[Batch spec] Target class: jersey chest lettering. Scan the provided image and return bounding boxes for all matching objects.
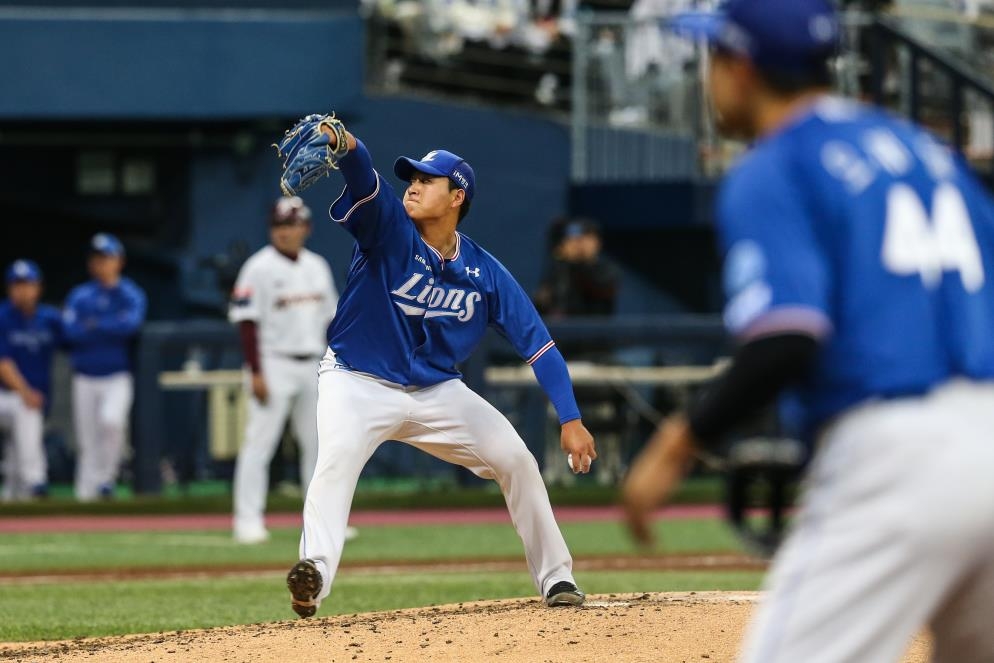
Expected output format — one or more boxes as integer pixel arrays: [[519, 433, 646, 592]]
[[390, 273, 481, 321], [8, 328, 52, 352], [268, 266, 326, 311]]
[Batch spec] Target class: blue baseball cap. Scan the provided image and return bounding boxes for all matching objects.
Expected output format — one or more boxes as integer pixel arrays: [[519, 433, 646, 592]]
[[6, 259, 41, 284], [670, 0, 840, 73], [394, 150, 476, 203], [90, 232, 125, 257]]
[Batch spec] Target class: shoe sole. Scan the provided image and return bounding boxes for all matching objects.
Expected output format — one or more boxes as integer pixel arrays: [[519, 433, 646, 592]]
[[546, 590, 585, 607], [287, 559, 322, 618]]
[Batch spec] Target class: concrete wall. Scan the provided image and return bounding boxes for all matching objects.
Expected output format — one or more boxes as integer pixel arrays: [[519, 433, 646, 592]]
[[0, 8, 362, 119]]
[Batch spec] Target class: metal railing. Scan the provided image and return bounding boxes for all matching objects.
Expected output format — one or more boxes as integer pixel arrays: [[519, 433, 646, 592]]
[[571, 7, 994, 183], [363, 4, 994, 184], [131, 316, 726, 493], [866, 14, 994, 186], [570, 11, 709, 183]]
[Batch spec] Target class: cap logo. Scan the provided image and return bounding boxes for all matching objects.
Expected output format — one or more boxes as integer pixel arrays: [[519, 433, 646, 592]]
[[810, 14, 837, 44], [422, 151, 439, 162], [451, 168, 469, 190], [718, 21, 753, 55], [13, 261, 29, 277]]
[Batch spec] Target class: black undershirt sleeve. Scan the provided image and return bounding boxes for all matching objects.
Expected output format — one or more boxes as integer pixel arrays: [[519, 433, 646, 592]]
[[687, 333, 820, 448]]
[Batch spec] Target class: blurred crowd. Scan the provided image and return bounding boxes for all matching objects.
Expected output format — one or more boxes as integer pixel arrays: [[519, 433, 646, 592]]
[[366, 0, 994, 135], [365, 0, 716, 122]]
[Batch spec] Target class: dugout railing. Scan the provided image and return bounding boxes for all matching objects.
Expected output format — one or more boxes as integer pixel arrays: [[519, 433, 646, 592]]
[[134, 315, 726, 494]]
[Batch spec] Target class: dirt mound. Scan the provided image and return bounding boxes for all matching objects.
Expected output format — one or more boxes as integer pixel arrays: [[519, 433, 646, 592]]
[[0, 592, 929, 663]]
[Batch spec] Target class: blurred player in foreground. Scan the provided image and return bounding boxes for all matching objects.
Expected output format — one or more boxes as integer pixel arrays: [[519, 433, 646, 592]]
[[0, 261, 62, 500], [64, 234, 147, 501], [622, 1, 994, 661], [228, 196, 341, 544], [274, 115, 596, 617]]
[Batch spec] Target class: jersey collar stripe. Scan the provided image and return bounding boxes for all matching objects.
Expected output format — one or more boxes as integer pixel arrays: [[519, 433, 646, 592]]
[[526, 340, 556, 365], [329, 170, 382, 224], [450, 233, 462, 261], [737, 306, 833, 343], [423, 233, 462, 264], [425, 242, 444, 262]]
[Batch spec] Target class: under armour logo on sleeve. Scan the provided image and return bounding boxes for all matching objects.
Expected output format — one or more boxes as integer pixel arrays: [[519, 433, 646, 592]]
[[466, 267, 480, 277]]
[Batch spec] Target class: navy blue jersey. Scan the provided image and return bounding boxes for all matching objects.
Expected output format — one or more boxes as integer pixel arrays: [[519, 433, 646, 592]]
[[327, 173, 555, 387], [0, 302, 63, 398], [718, 97, 994, 433], [63, 277, 147, 377]]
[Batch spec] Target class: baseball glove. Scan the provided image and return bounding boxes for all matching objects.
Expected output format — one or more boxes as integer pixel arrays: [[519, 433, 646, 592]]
[[274, 113, 349, 196]]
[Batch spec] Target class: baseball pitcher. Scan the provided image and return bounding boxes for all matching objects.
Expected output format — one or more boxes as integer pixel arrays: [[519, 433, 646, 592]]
[[228, 196, 339, 544], [623, 1, 994, 662], [0, 260, 62, 500], [274, 116, 597, 617], [64, 233, 147, 501]]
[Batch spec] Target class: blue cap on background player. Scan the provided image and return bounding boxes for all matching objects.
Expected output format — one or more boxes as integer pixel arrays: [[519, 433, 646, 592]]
[[394, 150, 476, 203], [670, 0, 839, 73], [6, 259, 41, 284], [90, 232, 125, 257]]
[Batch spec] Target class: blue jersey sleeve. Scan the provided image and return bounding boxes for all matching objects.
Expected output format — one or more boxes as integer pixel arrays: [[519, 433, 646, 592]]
[[487, 263, 555, 363], [328, 138, 408, 252], [42, 306, 66, 351], [62, 287, 98, 343], [0, 314, 10, 360], [487, 261, 581, 423], [718, 153, 833, 342], [96, 281, 147, 338]]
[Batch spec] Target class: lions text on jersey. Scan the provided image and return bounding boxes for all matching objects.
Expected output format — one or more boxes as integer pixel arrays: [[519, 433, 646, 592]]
[[327, 173, 557, 386]]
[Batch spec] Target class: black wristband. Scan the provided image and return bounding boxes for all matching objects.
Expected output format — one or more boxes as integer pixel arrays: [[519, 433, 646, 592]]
[[687, 333, 819, 447]]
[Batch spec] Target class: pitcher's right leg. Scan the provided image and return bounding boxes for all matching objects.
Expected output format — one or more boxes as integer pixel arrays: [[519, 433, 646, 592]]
[[292, 362, 404, 616]]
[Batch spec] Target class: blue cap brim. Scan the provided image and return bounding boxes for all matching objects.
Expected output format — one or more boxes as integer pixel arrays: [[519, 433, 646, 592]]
[[394, 157, 449, 183], [667, 11, 726, 43]]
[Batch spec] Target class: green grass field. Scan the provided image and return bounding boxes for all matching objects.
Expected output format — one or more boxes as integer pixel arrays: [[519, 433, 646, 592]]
[[0, 516, 762, 642], [0, 519, 741, 572]]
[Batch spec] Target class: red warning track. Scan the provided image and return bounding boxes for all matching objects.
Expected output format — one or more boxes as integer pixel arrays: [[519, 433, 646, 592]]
[[0, 505, 727, 534]]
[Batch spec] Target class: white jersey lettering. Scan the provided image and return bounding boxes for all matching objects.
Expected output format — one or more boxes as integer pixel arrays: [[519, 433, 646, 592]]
[[390, 272, 481, 322]]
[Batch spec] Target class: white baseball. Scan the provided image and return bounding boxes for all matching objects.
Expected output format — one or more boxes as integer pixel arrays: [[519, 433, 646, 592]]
[[568, 453, 575, 471]]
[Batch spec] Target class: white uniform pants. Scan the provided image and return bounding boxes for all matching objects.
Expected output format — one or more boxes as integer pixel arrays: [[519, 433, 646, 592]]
[[233, 354, 320, 538], [73, 372, 133, 501], [300, 350, 576, 604], [740, 380, 994, 663], [0, 390, 45, 500]]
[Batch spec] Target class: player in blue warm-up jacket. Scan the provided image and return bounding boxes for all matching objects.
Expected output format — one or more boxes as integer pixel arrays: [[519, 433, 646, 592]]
[[63, 233, 147, 501]]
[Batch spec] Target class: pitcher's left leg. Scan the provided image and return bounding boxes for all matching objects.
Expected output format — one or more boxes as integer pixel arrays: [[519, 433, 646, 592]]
[[404, 379, 576, 599]]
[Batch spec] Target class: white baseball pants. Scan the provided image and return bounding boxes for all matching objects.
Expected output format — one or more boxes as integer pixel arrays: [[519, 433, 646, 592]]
[[0, 390, 45, 500], [300, 349, 576, 604], [740, 379, 994, 663], [73, 372, 133, 501], [233, 353, 320, 539]]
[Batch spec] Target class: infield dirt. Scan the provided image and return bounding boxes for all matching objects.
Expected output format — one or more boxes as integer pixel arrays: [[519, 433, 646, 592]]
[[0, 591, 929, 663]]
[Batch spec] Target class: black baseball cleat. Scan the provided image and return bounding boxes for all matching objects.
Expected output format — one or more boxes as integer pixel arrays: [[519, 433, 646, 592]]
[[545, 580, 585, 607], [287, 559, 323, 618]]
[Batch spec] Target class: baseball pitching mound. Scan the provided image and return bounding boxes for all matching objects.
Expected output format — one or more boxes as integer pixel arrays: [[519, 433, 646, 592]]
[[0, 592, 929, 663]]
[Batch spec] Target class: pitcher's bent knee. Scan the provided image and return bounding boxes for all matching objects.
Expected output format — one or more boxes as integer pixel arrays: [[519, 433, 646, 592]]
[[494, 445, 541, 482]]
